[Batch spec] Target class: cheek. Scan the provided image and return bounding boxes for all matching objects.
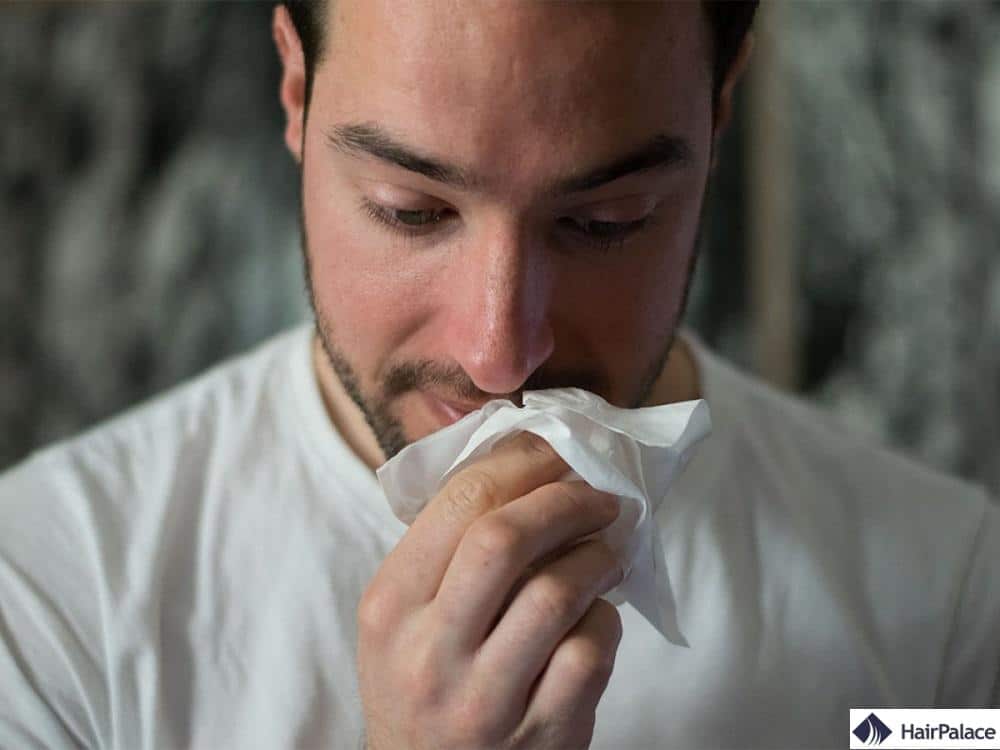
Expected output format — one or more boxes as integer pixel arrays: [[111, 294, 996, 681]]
[[558, 204, 700, 362], [563, 257, 687, 353], [302, 165, 434, 357]]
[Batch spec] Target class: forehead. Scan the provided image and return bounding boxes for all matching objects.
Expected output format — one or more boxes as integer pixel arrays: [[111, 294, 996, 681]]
[[312, 1, 713, 193]]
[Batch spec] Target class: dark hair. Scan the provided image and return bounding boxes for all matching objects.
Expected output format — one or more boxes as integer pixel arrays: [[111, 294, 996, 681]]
[[283, 0, 758, 112]]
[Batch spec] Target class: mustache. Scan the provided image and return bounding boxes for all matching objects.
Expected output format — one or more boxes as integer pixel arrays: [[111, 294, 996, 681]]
[[381, 360, 609, 405]]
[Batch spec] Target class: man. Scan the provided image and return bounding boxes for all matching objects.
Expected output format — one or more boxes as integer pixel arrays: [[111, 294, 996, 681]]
[[1, 2, 997, 748]]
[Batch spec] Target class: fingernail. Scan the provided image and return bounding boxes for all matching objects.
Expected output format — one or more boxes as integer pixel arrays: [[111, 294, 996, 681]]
[[617, 559, 631, 586]]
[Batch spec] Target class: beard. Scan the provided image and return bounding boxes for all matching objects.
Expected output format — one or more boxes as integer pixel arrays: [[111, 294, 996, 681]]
[[299, 183, 707, 463]]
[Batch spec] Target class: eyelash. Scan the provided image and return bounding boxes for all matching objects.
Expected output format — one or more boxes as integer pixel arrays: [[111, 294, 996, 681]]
[[360, 197, 652, 253], [361, 198, 451, 235], [557, 216, 650, 253]]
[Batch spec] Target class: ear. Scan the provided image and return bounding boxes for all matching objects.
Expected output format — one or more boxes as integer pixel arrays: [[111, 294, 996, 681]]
[[273, 5, 307, 164], [710, 31, 754, 170]]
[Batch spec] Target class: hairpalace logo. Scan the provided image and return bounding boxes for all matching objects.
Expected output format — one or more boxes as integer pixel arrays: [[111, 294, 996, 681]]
[[850, 708, 1000, 748], [853, 713, 893, 746]]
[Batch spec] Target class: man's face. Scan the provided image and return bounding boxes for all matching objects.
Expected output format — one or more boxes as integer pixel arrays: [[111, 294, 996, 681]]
[[298, 1, 715, 460]]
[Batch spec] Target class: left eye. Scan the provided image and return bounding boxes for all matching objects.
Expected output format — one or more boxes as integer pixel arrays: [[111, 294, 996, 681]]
[[392, 208, 449, 226], [566, 217, 644, 235], [560, 216, 648, 241]]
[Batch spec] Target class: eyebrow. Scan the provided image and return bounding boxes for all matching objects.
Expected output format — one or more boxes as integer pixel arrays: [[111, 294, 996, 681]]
[[325, 122, 693, 195]]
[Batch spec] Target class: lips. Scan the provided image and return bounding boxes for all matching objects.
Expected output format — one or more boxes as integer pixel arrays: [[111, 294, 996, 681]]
[[424, 393, 481, 426]]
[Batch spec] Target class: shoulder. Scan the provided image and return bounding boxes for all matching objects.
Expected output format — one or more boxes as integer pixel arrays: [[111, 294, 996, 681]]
[[699, 342, 991, 573], [0, 325, 314, 743], [688, 333, 989, 523], [686, 334, 1000, 703], [4, 324, 310, 501], [0, 324, 314, 583]]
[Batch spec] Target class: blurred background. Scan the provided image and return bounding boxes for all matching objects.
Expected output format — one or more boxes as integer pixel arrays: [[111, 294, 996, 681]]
[[1, 1, 998, 498]]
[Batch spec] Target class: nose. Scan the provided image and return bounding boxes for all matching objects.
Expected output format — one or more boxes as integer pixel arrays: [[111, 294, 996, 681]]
[[444, 223, 555, 396]]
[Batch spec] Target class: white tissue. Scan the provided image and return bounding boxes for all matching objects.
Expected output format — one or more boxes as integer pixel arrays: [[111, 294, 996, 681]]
[[375, 387, 711, 646]]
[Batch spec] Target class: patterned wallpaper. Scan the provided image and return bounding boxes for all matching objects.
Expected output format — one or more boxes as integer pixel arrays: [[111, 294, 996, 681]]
[[2, 2, 997, 497]]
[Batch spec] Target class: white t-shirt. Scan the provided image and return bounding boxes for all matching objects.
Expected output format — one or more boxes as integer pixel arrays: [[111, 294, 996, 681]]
[[1, 325, 997, 750]]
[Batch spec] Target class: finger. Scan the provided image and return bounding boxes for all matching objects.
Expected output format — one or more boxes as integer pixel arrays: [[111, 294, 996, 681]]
[[376, 431, 569, 607], [519, 598, 623, 745], [473, 540, 624, 710], [433, 481, 619, 647]]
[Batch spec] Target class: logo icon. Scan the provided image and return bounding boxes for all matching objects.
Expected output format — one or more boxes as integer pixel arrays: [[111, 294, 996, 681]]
[[853, 712, 893, 746]]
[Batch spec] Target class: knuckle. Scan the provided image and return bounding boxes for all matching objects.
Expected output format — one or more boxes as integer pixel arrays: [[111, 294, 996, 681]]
[[524, 576, 585, 624], [560, 636, 617, 686], [550, 482, 616, 524], [356, 587, 401, 639], [401, 642, 447, 708], [451, 690, 507, 746], [518, 430, 555, 460], [443, 468, 501, 519], [551, 481, 590, 514], [465, 516, 523, 563]]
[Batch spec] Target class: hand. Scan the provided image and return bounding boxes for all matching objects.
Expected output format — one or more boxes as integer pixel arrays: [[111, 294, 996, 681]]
[[357, 431, 625, 750]]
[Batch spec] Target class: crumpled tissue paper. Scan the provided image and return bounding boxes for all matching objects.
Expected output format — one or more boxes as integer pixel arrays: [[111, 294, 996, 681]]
[[375, 387, 711, 646]]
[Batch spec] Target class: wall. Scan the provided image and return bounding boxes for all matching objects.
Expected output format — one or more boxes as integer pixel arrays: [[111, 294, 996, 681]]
[[2, 2, 997, 497]]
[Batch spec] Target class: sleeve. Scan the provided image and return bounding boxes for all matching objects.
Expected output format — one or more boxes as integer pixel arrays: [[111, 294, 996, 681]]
[[933, 488, 1000, 707], [0, 453, 109, 750]]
